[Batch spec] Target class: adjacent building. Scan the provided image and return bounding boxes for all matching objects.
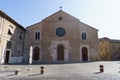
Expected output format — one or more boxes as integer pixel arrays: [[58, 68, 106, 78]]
[[99, 37, 120, 60], [0, 10, 26, 64]]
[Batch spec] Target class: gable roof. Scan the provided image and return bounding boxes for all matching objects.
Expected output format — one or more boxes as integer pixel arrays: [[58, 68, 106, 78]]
[[28, 10, 98, 31], [28, 10, 80, 27], [42, 10, 80, 22]]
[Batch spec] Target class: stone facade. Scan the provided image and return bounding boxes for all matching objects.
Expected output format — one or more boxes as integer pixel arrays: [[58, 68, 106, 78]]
[[99, 37, 120, 60], [0, 10, 99, 64], [0, 10, 26, 64], [26, 10, 99, 63]]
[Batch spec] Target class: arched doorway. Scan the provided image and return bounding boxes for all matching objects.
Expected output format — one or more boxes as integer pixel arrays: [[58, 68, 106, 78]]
[[57, 45, 64, 61], [82, 47, 88, 61], [33, 47, 40, 61]]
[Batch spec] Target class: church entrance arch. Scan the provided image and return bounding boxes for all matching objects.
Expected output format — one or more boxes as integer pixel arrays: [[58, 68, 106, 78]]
[[57, 45, 64, 61], [33, 47, 40, 61], [82, 47, 88, 61]]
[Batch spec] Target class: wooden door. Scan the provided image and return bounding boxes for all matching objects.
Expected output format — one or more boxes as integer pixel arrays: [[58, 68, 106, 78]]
[[33, 47, 40, 61], [57, 45, 64, 61], [82, 47, 88, 61]]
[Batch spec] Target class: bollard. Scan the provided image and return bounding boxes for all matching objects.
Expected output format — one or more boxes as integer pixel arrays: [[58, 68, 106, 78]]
[[99, 65, 104, 72], [40, 66, 45, 75], [15, 69, 20, 75]]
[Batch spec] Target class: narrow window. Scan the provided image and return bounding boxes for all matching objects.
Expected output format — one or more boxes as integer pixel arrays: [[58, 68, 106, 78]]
[[35, 32, 37, 39], [35, 32, 40, 40], [8, 26, 14, 35], [82, 32, 86, 40], [19, 32, 23, 40], [8, 29, 12, 35], [37, 32, 40, 39], [19, 35, 22, 40], [6, 41, 12, 49]]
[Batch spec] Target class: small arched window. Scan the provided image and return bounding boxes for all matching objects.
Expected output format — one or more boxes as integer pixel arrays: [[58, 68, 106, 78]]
[[35, 32, 40, 40], [82, 32, 87, 40]]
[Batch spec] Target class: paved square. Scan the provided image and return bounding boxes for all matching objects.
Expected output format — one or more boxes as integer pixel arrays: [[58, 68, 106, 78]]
[[0, 61, 120, 80]]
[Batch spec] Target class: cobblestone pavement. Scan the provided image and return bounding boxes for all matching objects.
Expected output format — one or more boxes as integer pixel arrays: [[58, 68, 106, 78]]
[[0, 61, 120, 80]]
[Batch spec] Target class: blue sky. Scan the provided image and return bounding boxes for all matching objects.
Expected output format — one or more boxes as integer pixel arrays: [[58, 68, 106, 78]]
[[0, 0, 120, 39]]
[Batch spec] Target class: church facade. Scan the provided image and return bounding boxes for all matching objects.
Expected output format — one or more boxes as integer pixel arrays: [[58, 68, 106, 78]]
[[25, 10, 99, 63], [0, 10, 99, 64]]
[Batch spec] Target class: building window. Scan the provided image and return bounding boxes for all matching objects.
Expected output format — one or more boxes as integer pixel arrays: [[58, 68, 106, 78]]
[[56, 27, 66, 37], [6, 41, 12, 49], [19, 35, 22, 40], [58, 16, 63, 21], [8, 26, 14, 35], [8, 29, 12, 35], [82, 32, 87, 40], [19, 32, 23, 40], [35, 32, 40, 40]]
